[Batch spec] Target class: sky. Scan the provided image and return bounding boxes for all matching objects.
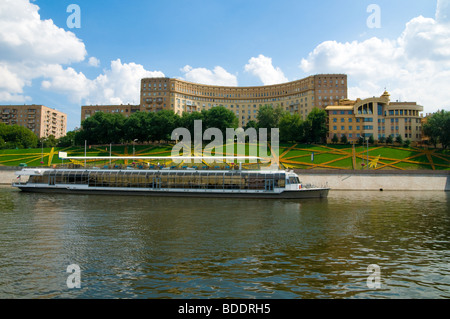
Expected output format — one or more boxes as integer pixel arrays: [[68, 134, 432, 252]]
[[0, 0, 449, 131]]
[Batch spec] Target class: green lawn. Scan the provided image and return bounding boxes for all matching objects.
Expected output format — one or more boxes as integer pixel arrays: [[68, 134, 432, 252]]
[[1, 143, 449, 170]]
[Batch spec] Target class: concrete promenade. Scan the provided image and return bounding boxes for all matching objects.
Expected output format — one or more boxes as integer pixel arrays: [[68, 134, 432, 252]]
[[1, 167, 449, 191], [294, 169, 450, 191]]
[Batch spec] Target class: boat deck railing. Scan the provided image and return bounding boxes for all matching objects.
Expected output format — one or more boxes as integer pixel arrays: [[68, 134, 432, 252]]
[[36, 163, 281, 171]]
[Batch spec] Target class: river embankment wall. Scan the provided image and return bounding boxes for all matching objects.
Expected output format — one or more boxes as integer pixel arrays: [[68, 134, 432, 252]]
[[294, 169, 450, 191], [0, 167, 22, 185], [1, 167, 449, 191]]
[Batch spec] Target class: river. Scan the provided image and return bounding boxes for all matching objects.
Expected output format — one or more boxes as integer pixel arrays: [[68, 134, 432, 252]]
[[0, 186, 448, 299]]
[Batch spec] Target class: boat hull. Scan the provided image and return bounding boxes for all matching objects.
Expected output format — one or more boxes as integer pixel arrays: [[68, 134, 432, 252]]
[[16, 186, 329, 199]]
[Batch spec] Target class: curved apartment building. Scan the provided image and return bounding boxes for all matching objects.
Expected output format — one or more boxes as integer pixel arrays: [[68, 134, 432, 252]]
[[140, 74, 347, 127]]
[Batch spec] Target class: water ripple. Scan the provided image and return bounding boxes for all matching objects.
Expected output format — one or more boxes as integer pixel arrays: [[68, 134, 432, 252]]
[[0, 187, 448, 299]]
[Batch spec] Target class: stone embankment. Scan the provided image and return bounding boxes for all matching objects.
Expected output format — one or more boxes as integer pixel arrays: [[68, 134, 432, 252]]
[[1, 167, 449, 191], [294, 169, 450, 191]]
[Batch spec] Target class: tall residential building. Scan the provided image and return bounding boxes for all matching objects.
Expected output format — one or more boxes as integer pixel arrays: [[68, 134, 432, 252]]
[[140, 75, 348, 127], [325, 91, 424, 143], [0, 104, 67, 139]]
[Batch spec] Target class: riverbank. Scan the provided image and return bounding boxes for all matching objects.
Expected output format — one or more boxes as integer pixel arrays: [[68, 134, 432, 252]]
[[1, 166, 448, 191], [294, 169, 450, 191]]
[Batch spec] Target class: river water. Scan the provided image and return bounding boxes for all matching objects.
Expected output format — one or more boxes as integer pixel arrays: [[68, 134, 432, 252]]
[[0, 186, 448, 299]]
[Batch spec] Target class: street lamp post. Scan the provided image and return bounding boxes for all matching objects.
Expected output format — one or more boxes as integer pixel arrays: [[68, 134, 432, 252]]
[[133, 139, 138, 165], [133, 139, 138, 157], [366, 136, 370, 169], [41, 139, 44, 166]]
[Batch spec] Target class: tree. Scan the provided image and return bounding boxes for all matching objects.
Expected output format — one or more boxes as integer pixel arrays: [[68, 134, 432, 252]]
[[357, 136, 364, 145], [386, 134, 394, 145], [379, 136, 386, 144], [204, 106, 238, 137], [80, 112, 126, 145], [368, 135, 374, 145], [57, 130, 77, 147], [331, 134, 339, 144], [40, 135, 57, 148], [256, 104, 285, 130], [123, 111, 155, 143], [423, 110, 450, 149], [395, 134, 403, 145], [403, 139, 411, 148], [180, 111, 205, 137], [149, 110, 180, 142], [244, 120, 257, 130], [279, 113, 304, 143], [305, 108, 327, 144], [0, 123, 38, 149], [340, 134, 348, 144]]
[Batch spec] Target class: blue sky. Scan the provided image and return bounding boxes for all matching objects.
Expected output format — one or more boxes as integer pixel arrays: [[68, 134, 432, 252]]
[[0, 0, 448, 131]]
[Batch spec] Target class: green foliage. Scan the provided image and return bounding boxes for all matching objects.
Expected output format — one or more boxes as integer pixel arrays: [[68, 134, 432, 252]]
[[306, 108, 328, 144], [357, 136, 364, 145], [386, 134, 394, 145], [40, 135, 57, 148], [149, 110, 180, 142], [423, 110, 450, 149], [57, 130, 77, 147], [254, 105, 328, 144], [331, 134, 339, 144], [203, 106, 238, 136], [0, 123, 39, 149], [279, 113, 304, 143], [123, 111, 154, 142], [180, 111, 205, 137], [403, 139, 411, 148], [340, 134, 348, 144], [244, 120, 257, 130], [256, 104, 285, 130], [79, 112, 125, 145], [395, 134, 403, 145], [74, 107, 239, 146]]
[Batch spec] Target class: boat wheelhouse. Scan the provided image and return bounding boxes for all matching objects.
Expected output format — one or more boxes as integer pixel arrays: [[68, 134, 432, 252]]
[[12, 168, 329, 199]]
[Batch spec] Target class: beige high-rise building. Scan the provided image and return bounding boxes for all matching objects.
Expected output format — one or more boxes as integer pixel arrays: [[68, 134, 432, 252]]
[[325, 91, 424, 143], [140, 75, 348, 127], [0, 104, 67, 139]]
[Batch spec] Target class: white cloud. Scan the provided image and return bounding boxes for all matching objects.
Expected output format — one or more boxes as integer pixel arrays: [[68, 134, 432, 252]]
[[0, 0, 86, 103], [88, 57, 100, 67], [300, 0, 450, 113], [244, 54, 288, 85], [180, 65, 238, 86], [86, 59, 165, 105], [0, 0, 164, 107], [42, 59, 165, 105], [0, 0, 86, 64]]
